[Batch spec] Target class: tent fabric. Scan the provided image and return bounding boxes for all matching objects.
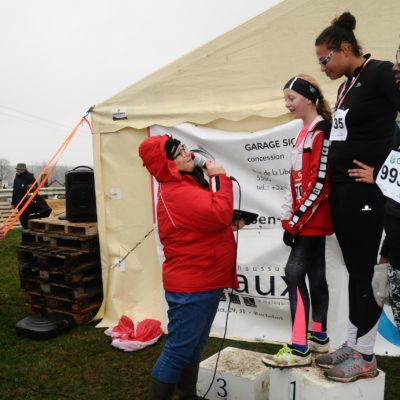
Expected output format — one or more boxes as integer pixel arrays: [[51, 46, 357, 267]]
[[90, 0, 400, 327], [92, 0, 400, 134]]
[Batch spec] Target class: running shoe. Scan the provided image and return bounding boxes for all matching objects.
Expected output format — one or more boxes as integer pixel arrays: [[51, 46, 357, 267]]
[[261, 344, 311, 368], [307, 331, 330, 353], [315, 343, 354, 369], [324, 352, 378, 382]]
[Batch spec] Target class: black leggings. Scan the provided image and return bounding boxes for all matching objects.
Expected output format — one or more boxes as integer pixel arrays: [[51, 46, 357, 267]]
[[330, 182, 384, 353], [285, 236, 328, 345]]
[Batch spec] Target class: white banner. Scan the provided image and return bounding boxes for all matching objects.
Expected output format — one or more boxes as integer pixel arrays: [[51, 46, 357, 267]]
[[150, 122, 400, 355]]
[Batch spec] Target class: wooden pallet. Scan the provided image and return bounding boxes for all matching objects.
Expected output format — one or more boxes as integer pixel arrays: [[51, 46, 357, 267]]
[[20, 276, 103, 300], [40, 279, 103, 299], [25, 290, 103, 313], [39, 262, 101, 284], [28, 217, 97, 237], [18, 261, 40, 280], [19, 259, 101, 281], [40, 267, 101, 286], [25, 303, 99, 325], [21, 230, 99, 253], [18, 216, 102, 326], [17, 244, 100, 272]]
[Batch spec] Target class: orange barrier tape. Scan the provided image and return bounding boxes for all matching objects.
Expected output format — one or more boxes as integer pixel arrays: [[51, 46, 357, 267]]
[[1, 116, 91, 237]]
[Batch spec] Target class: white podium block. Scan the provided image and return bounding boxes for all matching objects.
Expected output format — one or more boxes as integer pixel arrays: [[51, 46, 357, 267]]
[[269, 363, 385, 400], [197, 347, 269, 400]]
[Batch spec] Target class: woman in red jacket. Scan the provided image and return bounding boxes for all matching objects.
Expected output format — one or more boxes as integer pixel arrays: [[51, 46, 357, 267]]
[[262, 74, 333, 368], [139, 134, 238, 400]]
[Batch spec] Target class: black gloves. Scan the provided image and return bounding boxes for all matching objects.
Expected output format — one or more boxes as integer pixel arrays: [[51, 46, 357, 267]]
[[283, 230, 297, 247]]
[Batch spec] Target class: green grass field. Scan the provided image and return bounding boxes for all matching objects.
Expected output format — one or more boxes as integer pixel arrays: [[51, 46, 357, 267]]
[[0, 229, 399, 399]]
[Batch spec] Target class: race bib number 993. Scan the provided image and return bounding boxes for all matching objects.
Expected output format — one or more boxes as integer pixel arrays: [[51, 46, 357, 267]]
[[376, 150, 400, 203]]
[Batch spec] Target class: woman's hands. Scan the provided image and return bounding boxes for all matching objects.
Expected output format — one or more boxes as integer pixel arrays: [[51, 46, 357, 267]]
[[231, 218, 246, 231], [348, 159, 374, 184], [203, 160, 226, 177]]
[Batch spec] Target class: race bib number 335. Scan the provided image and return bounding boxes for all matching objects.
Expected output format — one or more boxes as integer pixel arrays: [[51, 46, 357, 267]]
[[329, 108, 349, 141]]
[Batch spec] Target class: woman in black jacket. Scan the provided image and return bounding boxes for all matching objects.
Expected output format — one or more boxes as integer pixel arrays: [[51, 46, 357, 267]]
[[314, 12, 400, 382]]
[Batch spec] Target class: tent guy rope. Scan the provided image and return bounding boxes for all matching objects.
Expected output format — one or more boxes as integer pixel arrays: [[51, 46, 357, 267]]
[[1, 114, 92, 238]]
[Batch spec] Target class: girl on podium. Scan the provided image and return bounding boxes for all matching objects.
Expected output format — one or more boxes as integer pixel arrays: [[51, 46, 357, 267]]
[[262, 74, 333, 368]]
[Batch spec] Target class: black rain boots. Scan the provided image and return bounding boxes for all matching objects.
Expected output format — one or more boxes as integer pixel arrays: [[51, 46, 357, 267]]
[[176, 362, 200, 400], [148, 376, 174, 400]]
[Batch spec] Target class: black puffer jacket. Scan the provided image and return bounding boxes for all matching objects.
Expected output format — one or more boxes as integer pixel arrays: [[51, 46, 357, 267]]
[[11, 171, 36, 207]]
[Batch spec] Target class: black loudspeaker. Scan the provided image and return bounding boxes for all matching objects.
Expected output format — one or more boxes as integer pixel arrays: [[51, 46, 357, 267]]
[[65, 166, 97, 222]]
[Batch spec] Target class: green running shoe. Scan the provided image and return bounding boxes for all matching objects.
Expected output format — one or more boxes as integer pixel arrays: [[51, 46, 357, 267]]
[[261, 344, 311, 368]]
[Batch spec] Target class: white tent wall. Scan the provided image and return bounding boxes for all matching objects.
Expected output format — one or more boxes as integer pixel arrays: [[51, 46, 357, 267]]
[[91, 0, 400, 328], [92, 127, 165, 326]]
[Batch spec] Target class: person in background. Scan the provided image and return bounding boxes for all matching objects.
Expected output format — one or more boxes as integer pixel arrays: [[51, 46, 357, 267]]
[[11, 163, 36, 229], [139, 135, 239, 400], [262, 74, 333, 368], [24, 184, 52, 222], [314, 12, 400, 382]]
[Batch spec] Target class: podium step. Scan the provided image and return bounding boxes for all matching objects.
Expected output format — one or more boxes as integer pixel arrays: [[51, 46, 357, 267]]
[[198, 347, 385, 400], [269, 363, 385, 400], [197, 347, 269, 400]]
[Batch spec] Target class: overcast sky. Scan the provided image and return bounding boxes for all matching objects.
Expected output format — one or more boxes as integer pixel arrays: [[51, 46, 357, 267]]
[[0, 0, 282, 168]]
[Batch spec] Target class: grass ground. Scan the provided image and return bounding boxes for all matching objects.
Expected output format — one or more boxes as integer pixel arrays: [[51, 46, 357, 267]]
[[1, 229, 399, 399]]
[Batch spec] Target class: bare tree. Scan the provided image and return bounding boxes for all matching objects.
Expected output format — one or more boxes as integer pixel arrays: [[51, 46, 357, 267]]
[[29, 163, 74, 186], [50, 165, 71, 186], [0, 158, 12, 188]]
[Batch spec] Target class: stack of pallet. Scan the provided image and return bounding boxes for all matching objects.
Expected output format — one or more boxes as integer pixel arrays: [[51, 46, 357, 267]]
[[17, 217, 103, 325]]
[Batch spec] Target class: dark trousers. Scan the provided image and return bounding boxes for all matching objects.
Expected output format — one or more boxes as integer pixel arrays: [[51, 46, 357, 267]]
[[18, 193, 52, 229], [19, 211, 30, 229], [330, 182, 384, 351]]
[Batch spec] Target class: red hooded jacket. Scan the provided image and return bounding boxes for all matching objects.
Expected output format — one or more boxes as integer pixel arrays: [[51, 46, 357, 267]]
[[139, 135, 238, 292], [281, 116, 334, 236]]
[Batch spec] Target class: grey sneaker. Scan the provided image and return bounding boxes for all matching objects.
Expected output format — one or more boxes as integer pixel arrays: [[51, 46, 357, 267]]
[[324, 352, 378, 382], [315, 343, 354, 368]]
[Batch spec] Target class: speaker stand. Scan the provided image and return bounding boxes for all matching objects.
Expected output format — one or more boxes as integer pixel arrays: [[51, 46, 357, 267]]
[[16, 302, 74, 340]]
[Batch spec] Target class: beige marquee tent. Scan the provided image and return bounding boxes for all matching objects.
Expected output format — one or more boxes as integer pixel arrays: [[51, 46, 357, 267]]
[[91, 0, 400, 327]]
